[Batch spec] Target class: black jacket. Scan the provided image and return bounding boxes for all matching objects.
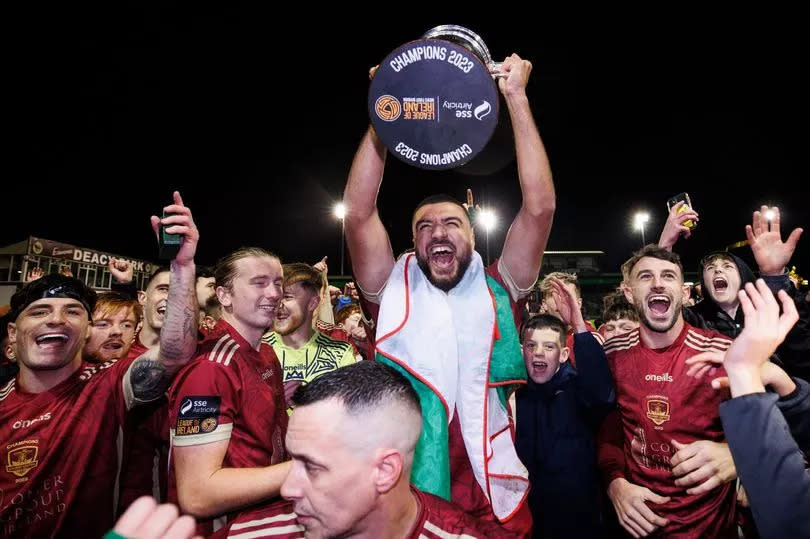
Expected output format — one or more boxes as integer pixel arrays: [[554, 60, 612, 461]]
[[720, 378, 810, 539], [684, 252, 757, 338], [686, 251, 810, 381], [515, 332, 616, 539]]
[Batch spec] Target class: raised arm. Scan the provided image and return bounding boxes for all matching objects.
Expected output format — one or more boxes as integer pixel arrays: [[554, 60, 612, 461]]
[[343, 126, 396, 295], [658, 201, 699, 251], [498, 54, 556, 290], [127, 191, 199, 404]]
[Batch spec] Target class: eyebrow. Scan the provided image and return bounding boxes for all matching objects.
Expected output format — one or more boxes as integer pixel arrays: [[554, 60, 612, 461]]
[[526, 339, 558, 346], [37, 300, 84, 309], [415, 216, 463, 228], [287, 448, 327, 468]]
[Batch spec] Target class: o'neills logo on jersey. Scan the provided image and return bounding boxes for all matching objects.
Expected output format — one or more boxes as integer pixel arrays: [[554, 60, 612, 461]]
[[645, 395, 671, 426], [6, 439, 39, 477], [645, 372, 673, 383], [12, 413, 52, 429]]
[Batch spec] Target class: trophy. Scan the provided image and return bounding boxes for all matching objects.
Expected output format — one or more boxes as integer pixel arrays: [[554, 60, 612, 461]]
[[369, 25, 503, 171]]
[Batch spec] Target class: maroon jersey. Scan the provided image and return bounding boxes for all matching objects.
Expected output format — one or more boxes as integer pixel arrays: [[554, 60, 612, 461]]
[[599, 324, 737, 538], [212, 488, 493, 539], [0, 357, 139, 538], [116, 336, 169, 515], [168, 319, 288, 531]]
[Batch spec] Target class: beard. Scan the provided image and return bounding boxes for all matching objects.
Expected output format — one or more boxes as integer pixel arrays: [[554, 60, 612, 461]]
[[416, 247, 473, 292], [274, 310, 305, 336], [634, 297, 680, 333]]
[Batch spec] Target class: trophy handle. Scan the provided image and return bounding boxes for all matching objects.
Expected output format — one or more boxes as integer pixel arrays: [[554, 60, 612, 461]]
[[422, 25, 508, 78]]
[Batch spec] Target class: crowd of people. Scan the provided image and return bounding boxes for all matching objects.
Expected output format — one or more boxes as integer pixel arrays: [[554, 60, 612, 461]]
[[1, 52, 808, 539]]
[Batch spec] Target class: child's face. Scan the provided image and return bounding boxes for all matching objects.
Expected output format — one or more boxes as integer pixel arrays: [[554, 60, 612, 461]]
[[602, 317, 639, 341], [522, 327, 569, 384]]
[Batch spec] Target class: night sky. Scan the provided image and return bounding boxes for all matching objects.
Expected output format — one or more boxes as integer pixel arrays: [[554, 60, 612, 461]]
[[8, 8, 809, 278]]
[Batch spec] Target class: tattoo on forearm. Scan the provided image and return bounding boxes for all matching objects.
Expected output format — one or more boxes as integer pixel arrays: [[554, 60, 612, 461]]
[[130, 357, 170, 401], [184, 306, 196, 338]]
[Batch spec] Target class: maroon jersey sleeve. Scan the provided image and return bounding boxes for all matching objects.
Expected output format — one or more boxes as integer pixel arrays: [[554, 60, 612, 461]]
[[169, 359, 239, 447]]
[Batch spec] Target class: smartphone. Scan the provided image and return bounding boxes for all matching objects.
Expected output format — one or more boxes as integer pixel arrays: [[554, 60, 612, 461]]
[[666, 192, 697, 230], [158, 210, 181, 260]]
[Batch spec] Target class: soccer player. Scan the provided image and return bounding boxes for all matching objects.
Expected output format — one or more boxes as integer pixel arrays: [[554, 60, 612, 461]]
[[263, 263, 357, 403], [345, 53, 555, 533], [83, 292, 142, 363], [212, 361, 495, 539], [168, 247, 290, 534], [0, 192, 199, 537], [599, 245, 738, 538]]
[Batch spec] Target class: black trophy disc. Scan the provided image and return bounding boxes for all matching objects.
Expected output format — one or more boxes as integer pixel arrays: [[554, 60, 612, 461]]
[[369, 39, 499, 171]]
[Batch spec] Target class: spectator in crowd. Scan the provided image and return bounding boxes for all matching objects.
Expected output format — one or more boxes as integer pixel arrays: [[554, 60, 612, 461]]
[[515, 275, 615, 538]]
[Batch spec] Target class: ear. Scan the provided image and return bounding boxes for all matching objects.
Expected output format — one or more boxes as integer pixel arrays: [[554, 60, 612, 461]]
[[137, 290, 147, 306], [576, 296, 583, 309], [216, 286, 233, 308], [7, 323, 17, 345], [307, 293, 320, 314], [682, 284, 691, 302], [373, 448, 404, 494], [621, 281, 634, 305], [559, 346, 570, 363]]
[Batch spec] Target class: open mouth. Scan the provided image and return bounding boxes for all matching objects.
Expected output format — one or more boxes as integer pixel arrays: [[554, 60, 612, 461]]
[[531, 360, 548, 374], [101, 341, 124, 351], [713, 277, 728, 292], [156, 304, 167, 317], [35, 333, 70, 350], [429, 244, 456, 267], [258, 304, 277, 315], [647, 295, 671, 317]]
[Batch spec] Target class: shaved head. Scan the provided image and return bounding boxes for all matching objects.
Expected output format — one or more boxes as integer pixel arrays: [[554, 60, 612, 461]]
[[281, 362, 423, 538]]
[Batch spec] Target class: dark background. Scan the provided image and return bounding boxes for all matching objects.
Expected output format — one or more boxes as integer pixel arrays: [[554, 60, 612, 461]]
[[7, 7, 808, 277]]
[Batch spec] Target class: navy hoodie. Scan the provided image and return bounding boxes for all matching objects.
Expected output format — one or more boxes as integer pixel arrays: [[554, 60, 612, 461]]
[[515, 332, 615, 538]]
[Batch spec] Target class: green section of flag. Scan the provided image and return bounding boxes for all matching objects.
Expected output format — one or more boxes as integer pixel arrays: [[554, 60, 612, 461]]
[[376, 354, 451, 500], [374, 276, 525, 501]]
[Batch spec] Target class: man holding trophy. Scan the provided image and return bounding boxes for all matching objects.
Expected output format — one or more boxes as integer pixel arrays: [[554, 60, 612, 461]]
[[345, 26, 556, 536]]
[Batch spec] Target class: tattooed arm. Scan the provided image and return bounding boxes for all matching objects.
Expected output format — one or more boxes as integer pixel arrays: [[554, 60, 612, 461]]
[[127, 191, 200, 405]]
